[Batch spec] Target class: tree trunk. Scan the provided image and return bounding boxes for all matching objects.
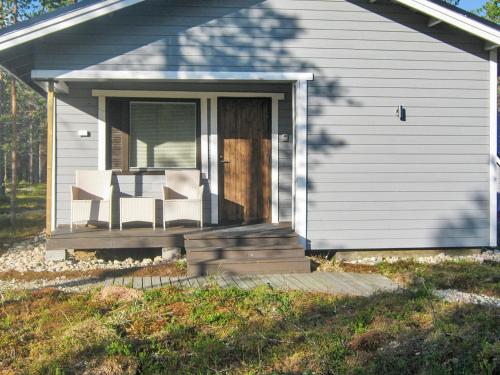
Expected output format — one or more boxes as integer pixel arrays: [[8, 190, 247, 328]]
[[0, 70, 4, 198], [29, 120, 34, 184], [10, 0, 17, 225], [10, 78, 17, 225], [39, 136, 46, 183], [33, 139, 39, 183], [0, 0, 4, 198], [3, 153, 7, 187]]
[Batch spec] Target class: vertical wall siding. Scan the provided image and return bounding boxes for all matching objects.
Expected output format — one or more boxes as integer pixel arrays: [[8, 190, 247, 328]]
[[44, 0, 491, 249], [55, 81, 293, 227]]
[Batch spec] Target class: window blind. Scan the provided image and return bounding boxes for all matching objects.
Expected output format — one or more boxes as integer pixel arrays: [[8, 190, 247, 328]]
[[129, 102, 197, 169]]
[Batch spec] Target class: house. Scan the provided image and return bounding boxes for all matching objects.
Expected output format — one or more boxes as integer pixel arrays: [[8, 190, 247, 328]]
[[0, 0, 498, 275]]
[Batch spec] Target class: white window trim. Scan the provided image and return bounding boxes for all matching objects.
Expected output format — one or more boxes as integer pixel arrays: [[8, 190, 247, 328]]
[[294, 81, 308, 248], [97, 96, 106, 171], [93, 90, 286, 225], [489, 48, 498, 247], [200, 98, 208, 180], [209, 97, 218, 224], [92, 90, 285, 100]]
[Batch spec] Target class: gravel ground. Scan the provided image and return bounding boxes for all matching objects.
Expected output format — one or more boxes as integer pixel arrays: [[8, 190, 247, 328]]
[[0, 233, 165, 274], [433, 289, 500, 308], [0, 276, 102, 293], [346, 249, 500, 265], [2, 235, 500, 304]]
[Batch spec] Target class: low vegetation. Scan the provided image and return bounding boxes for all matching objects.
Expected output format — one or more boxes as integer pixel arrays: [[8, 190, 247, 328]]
[[314, 257, 500, 298], [375, 260, 500, 298], [0, 283, 498, 374], [0, 182, 45, 249]]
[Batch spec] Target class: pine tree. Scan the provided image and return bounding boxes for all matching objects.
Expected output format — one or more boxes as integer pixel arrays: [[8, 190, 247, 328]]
[[0, 0, 5, 198], [9, 0, 17, 225]]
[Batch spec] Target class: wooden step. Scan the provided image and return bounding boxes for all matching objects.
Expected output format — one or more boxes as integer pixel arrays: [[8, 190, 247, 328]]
[[185, 224, 296, 240], [187, 246, 305, 261], [187, 257, 311, 277], [185, 236, 300, 248]]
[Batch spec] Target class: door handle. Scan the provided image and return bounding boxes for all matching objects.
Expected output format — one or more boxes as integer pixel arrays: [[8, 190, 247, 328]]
[[220, 160, 230, 164]]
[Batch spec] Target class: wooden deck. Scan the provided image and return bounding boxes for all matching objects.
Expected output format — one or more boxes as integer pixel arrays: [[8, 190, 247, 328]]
[[47, 223, 296, 251], [47, 223, 311, 276], [46, 226, 204, 251], [104, 272, 398, 297]]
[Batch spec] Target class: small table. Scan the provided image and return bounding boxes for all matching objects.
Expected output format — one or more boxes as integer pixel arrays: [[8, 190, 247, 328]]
[[120, 197, 156, 230]]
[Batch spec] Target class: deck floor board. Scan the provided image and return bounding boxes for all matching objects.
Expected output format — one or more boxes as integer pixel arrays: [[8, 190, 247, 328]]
[[104, 272, 398, 296]]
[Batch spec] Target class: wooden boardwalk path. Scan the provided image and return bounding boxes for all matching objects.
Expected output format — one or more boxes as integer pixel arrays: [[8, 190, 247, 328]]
[[104, 272, 398, 296]]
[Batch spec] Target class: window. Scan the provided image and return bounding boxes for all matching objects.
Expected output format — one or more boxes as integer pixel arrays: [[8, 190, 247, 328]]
[[129, 101, 197, 169]]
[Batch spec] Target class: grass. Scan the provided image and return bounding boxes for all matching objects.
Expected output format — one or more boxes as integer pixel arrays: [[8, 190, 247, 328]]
[[0, 284, 498, 374], [0, 182, 45, 249], [375, 260, 500, 298], [314, 257, 500, 298]]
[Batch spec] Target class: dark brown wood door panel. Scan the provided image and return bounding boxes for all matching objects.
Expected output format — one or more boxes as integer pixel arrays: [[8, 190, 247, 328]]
[[218, 98, 271, 224]]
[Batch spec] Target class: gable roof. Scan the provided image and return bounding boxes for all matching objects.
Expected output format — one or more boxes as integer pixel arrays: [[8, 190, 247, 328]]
[[397, 0, 500, 46], [0, 0, 498, 54], [0, 0, 145, 51]]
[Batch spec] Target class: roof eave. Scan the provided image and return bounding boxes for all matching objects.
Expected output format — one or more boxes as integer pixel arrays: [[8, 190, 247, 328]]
[[394, 0, 500, 46], [0, 0, 146, 53]]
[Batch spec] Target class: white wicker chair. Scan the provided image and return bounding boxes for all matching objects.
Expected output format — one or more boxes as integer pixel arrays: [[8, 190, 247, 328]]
[[70, 170, 113, 231], [163, 170, 203, 229]]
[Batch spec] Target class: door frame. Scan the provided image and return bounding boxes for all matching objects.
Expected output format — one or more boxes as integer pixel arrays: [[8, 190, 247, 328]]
[[217, 97, 273, 224]]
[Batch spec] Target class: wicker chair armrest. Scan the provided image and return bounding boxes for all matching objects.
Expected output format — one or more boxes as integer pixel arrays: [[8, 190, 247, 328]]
[[71, 186, 84, 200]]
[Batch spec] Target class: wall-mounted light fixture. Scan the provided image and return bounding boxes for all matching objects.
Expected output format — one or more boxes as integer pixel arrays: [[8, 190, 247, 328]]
[[78, 130, 90, 137], [396, 105, 406, 121], [279, 133, 290, 142]]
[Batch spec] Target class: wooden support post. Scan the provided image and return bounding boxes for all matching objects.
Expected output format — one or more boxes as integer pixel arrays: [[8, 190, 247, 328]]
[[46, 81, 55, 236]]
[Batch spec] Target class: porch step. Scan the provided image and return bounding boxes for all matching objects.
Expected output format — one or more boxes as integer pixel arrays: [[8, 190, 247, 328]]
[[187, 246, 305, 261], [185, 235, 300, 248], [185, 226, 297, 239], [184, 224, 310, 276], [187, 257, 311, 277]]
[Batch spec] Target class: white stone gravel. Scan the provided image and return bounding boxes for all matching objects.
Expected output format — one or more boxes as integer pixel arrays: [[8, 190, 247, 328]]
[[347, 249, 500, 266], [0, 276, 101, 293], [433, 289, 500, 308], [0, 232, 166, 274]]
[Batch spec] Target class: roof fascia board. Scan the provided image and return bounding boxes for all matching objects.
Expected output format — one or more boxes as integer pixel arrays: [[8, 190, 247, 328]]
[[0, 0, 146, 52], [31, 69, 315, 82], [394, 0, 500, 45], [1, 0, 498, 56]]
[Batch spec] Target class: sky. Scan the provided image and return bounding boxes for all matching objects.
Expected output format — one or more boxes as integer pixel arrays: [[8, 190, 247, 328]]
[[457, 0, 488, 12]]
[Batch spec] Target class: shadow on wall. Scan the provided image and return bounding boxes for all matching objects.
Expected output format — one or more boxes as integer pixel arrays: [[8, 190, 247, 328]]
[[48, 0, 491, 247], [52, 0, 352, 233], [433, 192, 492, 248]]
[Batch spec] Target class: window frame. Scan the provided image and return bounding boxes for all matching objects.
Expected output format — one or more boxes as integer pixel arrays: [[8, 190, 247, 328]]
[[107, 97, 201, 174]]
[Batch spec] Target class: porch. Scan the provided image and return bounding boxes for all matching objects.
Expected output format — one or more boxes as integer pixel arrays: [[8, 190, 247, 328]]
[[40, 75, 310, 245], [46, 223, 311, 276]]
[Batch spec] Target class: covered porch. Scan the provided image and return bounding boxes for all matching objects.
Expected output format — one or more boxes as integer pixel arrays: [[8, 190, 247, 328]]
[[39, 71, 312, 244], [38, 71, 313, 275]]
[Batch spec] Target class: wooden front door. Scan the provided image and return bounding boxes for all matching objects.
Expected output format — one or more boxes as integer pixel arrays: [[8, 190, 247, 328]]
[[218, 98, 271, 224]]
